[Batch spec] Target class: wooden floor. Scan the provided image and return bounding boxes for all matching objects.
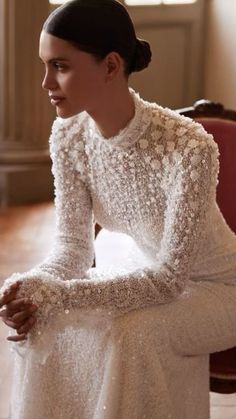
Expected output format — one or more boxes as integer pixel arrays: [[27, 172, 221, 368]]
[[0, 202, 236, 418]]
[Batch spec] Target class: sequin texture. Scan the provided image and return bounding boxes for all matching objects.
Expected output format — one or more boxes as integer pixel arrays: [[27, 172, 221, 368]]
[[1, 88, 236, 343]]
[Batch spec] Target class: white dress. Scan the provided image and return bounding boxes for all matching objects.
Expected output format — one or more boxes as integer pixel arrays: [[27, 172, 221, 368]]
[[1, 88, 236, 419]]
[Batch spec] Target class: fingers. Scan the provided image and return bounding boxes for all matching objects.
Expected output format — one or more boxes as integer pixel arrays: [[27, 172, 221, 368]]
[[0, 280, 38, 343], [0, 308, 7, 318], [3, 314, 36, 332], [3, 318, 19, 330], [1, 304, 38, 329], [5, 298, 33, 317], [17, 316, 36, 335], [4, 315, 36, 341], [7, 334, 27, 342], [0, 289, 18, 308], [11, 305, 38, 324], [0, 281, 22, 308]]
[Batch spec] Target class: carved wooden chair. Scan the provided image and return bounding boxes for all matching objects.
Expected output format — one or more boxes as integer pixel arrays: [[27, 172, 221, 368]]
[[177, 99, 236, 394], [94, 99, 236, 394]]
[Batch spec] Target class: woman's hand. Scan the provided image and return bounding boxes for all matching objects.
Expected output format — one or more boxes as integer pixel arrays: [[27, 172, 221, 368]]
[[0, 281, 38, 342]]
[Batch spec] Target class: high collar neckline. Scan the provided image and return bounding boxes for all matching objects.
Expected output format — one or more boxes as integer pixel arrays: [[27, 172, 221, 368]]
[[88, 88, 148, 149]]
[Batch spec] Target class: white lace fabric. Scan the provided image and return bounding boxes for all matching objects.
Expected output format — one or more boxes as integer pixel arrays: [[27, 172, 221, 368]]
[[1, 88, 236, 361]]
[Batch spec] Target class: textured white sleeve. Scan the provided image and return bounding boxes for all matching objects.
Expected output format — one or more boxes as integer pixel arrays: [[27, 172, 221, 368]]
[[1, 130, 220, 327], [0, 117, 95, 288], [33, 117, 95, 280]]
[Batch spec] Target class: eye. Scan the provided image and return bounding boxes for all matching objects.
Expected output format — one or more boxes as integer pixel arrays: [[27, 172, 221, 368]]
[[53, 62, 66, 71]]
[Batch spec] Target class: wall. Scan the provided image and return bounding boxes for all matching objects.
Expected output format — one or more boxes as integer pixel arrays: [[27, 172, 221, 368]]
[[123, 0, 206, 108], [0, 0, 55, 207], [205, 0, 236, 109]]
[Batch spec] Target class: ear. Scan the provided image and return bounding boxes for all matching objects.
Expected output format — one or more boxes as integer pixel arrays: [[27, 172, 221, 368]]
[[104, 52, 123, 81]]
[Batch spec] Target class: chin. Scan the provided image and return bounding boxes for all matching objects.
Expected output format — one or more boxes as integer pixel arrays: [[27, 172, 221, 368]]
[[56, 106, 84, 119], [56, 110, 76, 119]]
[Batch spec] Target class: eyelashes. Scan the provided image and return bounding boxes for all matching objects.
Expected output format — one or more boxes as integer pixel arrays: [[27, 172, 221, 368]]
[[39, 59, 68, 72], [53, 62, 67, 71]]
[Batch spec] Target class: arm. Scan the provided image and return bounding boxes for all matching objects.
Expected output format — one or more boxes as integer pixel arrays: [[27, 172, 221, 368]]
[[0, 116, 96, 351], [0, 117, 95, 288], [6, 131, 219, 328], [33, 117, 95, 280]]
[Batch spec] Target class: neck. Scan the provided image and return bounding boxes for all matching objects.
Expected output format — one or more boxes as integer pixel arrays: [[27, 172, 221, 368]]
[[87, 86, 135, 139]]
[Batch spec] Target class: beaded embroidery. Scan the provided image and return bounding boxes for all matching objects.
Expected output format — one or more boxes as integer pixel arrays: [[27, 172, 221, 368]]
[[2, 88, 236, 348]]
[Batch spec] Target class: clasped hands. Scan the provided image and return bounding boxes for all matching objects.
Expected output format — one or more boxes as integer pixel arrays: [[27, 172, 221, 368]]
[[0, 281, 38, 342]]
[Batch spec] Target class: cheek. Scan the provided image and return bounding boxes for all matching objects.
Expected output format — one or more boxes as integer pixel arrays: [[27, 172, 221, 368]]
[[59, 73, 75, 91], [85, 73, 105, 98], [80, 62, 105, 89], [58, 65, 105, 105], [74, 73, 104, 98]]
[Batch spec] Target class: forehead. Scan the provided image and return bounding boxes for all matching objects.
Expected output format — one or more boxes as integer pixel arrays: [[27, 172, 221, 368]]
[[39, 31, 76, 61]]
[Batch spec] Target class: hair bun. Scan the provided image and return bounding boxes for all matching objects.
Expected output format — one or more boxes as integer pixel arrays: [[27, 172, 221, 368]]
[[131, 39, 152, 73]]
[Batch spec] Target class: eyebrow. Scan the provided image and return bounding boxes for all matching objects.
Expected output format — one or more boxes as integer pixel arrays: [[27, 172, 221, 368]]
[[40, 57, 70, 64]]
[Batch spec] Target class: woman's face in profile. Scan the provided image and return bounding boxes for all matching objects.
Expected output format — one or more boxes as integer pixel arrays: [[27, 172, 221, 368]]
[[39, 31, 106, 118]]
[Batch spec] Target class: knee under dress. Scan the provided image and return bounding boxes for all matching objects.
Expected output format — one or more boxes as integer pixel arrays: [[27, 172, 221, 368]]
[[1, 88, 236, 419]]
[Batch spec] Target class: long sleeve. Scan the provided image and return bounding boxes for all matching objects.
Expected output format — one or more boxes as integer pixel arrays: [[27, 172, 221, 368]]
[[0, 117, 95, 288], [32, 117, 95, 280], [3, 129, 219, 329]]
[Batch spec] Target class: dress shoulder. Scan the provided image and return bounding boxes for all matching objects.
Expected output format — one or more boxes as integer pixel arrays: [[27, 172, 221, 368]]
[[144, 103, 219, 158], [49, 112, 89, 154]]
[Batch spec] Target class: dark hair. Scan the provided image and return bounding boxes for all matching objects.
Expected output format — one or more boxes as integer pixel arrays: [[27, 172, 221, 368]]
[[43, 0, 152, 77]]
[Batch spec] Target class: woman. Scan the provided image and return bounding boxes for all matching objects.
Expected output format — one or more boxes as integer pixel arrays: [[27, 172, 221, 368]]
[[1, 1, 236, 418]]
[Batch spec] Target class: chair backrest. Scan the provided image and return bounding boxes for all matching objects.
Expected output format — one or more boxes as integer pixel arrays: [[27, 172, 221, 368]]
[[177, 100, 236, 393], [177, 99, 236, 234]]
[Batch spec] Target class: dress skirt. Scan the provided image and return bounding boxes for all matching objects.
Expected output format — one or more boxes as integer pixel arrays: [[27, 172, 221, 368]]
[[9, 279, 236, 419]]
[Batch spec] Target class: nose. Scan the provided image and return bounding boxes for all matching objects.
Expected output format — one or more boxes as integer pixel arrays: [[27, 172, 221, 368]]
[[42, 70, 58, 91]]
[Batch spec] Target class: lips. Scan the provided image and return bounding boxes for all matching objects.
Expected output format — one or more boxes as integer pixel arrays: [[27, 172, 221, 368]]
[[49, 95, 65, 106]]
